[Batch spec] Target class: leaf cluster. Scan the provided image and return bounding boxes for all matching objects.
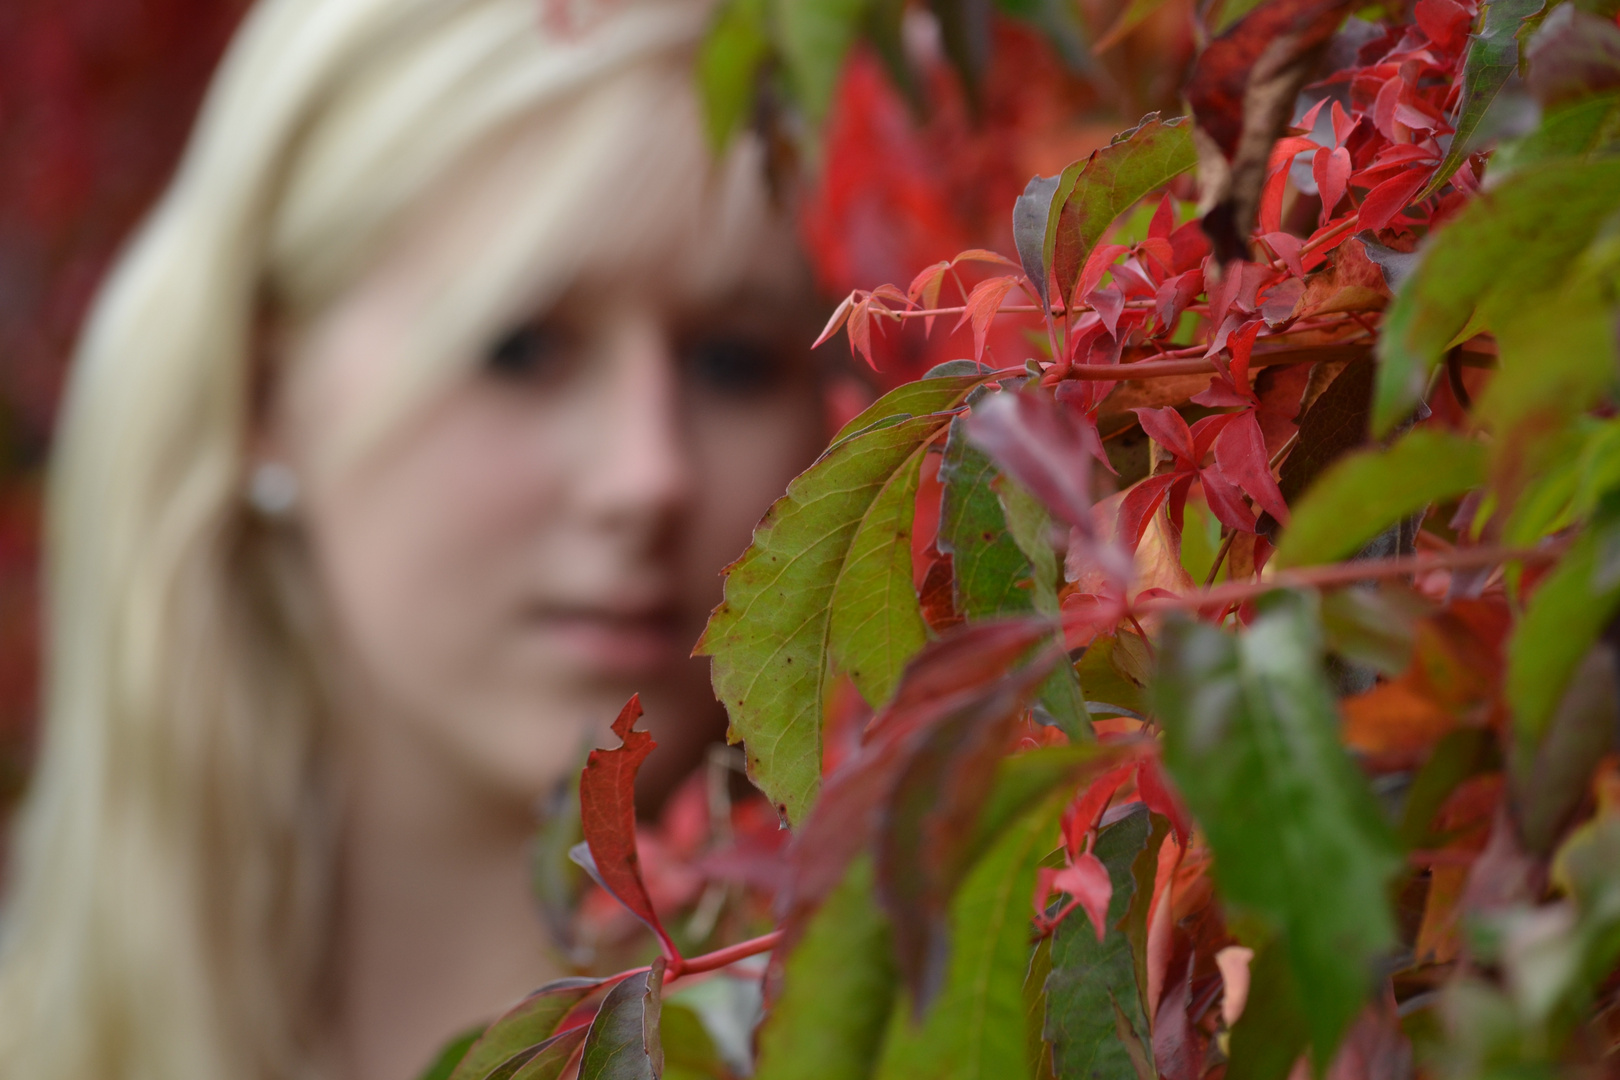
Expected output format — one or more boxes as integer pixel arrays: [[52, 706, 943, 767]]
[[429, 0, 1620, 1076]]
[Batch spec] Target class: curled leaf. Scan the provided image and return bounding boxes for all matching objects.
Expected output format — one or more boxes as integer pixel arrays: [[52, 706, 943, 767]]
[[577, 696, 672, 956]]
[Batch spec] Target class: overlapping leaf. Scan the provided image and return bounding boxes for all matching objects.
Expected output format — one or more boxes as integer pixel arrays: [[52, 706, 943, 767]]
[[448, 978, 604, 1080], [1021, 115, 1195, 310], [1275, 429, 1488, 566], [1154, 593, 1402, 1070], [755, 859, 899, 1080], [1042, 805, 1154, 1080], [1375, 158, 1620, 435], [578, 960, 666, 1080], [699, 380, 977, 822], [1418, 0, 1544, 198], [873, 791, 1071, 1080]]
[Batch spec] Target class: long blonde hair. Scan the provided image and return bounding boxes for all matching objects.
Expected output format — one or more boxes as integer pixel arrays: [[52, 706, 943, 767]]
[[0, 1, 784, 1077]]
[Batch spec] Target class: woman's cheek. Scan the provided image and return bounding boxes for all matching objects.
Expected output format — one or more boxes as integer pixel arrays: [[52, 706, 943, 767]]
[[685, 392, 826, 579]]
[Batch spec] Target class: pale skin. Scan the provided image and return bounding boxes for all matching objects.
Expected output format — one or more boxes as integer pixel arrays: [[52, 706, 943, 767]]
[[263, 122, 828, 1080]]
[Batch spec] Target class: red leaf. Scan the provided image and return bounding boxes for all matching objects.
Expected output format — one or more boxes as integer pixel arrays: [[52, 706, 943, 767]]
[[955, 275, 1021, 363], [774, 620, 1054, 956], [1119, 473, 1182, 550], [1132, 406, 1196, 466], [1263, 231, 1305, 277], [1076, 242, 1130, 307], [1214, 412, 1290, 523], [1054, 852, 1116, 941], [1259, 135, 1318, 234], [952, 248, 1021, 269], [1087, 286, 1126, 338], [1155, 270, 1205, 335], [1065, 764, 1138, 854], [847, 297, 877, 370], [1137, 756, 1194, 842], [907, 261, 951, 335], [579, 695, 675, 957], [1190, 412, 1239, 461], [1153, 954, 1204, 1080], [1358, 168, 1430, 232], [813, 292, 855, 349], [1415, 0, 1471, 49], [1226, 318, 1264, 388], [1169, 220, 1211, 273], [1148, 193, 1176, 242], [964, 390, 1102, 531], [1200, 468, 1257, 533], [1314, 145, 1352, 222]]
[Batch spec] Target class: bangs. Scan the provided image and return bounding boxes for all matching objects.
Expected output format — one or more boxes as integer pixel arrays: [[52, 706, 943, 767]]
[[264, 0, 797, 465]]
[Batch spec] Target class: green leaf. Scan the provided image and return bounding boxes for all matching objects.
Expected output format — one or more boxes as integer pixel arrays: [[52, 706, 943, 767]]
[[1512, 644, 1620, 854], [660, 1001, 724, 1080], [1208, 0, 1269, 34], [1474, 272, 1620, 443], [1225, 942, 1309, 1080], [873, 792, 1069, 1080], [937, 417, 1090, 737], [1397, 726, 1499, 850], [998, 477, 1064, 618], [999, 476, 1091, 737], [1154, 593, 1403, 1071], [450, 978, 603, 1080], [1375, 158, 1620, 435], [578, 961, 665, 1080], [697, 0, 770, 149], [508, 1029, 590, 1080], [1025, 937, 1057, 1080], [1417, 0, 1546, 199], [830, 441, 929, 707], [1042, 805, 1154, 1080], [833, 373, 983, 447], [1506, 518, 1620, 745], [1094, 0, 1175, 50], [1076, 637, 1149, 719], [1319, 585, 1425, 677], [974, 744, 1123, 864], [940, 416, 1039, 621], [698, 411, 953, 823], [772, 0, 871, 123], [1493, 91, 1620, 174], [1276, 429, 1488, 567], [416, 1027, 484, 1080], [1042, 115, 1197, 307], [756, 858, 899, 1080]]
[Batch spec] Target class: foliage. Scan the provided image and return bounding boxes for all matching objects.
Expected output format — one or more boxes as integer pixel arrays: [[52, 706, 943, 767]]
[[436, 0, 1620, 1076]]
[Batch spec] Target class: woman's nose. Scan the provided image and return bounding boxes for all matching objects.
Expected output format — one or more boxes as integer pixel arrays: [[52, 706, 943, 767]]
[[576, 312, 696, 533]]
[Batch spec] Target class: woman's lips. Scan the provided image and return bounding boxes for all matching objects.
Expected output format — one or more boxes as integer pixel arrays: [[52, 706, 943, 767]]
[[524, 603, 684, 675]]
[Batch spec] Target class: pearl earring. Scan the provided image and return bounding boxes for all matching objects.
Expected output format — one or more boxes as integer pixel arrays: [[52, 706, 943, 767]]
[[247, 461, 299, 518]]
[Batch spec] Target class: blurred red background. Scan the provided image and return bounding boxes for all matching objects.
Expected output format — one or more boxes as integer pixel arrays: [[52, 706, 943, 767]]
[[0, 0, 252, 801]]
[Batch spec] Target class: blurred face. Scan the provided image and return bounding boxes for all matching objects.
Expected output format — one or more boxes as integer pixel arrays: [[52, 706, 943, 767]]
[[268, 137, 828, 810]]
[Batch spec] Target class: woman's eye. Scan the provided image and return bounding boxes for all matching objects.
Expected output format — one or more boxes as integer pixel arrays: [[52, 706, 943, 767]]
[[484, 321, 567, 380], [684, 335, 782, 395]]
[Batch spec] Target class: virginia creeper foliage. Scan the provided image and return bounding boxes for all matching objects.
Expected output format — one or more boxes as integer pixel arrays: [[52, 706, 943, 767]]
[[434, 0, 1620, 1077]]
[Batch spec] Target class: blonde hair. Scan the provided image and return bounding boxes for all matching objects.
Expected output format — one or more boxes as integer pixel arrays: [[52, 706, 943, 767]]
[[0, 1, 788, 1077]]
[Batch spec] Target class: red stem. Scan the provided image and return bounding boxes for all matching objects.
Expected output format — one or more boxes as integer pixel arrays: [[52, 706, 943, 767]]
[[1129, 543, 1564, 617], [672, 930, 783, 979], [591, 929, 784, 993]]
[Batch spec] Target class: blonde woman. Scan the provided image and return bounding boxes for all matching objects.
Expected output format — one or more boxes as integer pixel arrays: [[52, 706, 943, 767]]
[[0, 1, 830, 1078]]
